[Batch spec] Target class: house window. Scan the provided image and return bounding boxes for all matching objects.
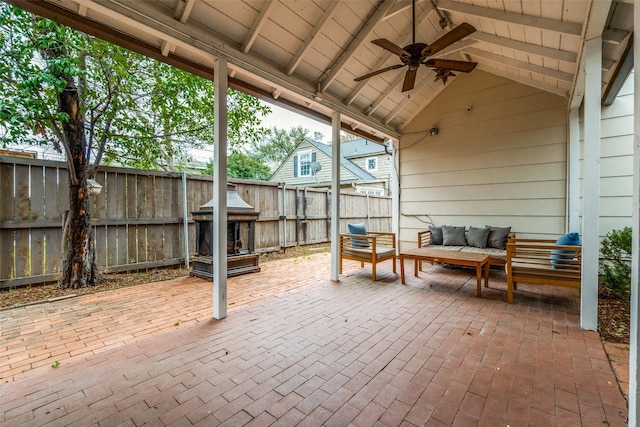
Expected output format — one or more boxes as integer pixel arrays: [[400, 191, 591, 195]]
[[356, 186, 383, 196], [366, 157, 378, 171], [298, 150, 312, 177]]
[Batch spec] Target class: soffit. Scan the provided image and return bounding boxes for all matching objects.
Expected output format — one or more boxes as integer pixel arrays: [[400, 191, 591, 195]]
[[5, 0, 633, 141]]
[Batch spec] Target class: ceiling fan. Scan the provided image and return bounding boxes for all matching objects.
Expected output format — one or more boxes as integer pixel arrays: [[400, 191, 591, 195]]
[[354, 0, 478, 92]]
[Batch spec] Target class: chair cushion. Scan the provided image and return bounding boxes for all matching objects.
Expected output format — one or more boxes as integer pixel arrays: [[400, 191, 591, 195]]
[[342, 246, 395, 261], [442, 225, 466, 246], [348, 223, 369, 248], [551, 232, 581, 269]]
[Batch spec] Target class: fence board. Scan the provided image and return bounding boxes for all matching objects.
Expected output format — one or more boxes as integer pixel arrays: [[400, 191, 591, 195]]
[[30, 164, 44, 221], [127, 224, 137, 264], [44, 165, 60, 220], [92, 171, 106, 220], [94, 225, 107, 267], [58, 170, 69, 215], [0, 162, 14, 280], [116, 226, 127, 266], [114, 172, 127, 219], [15, 164, 30, 220], [0, 158, 391, 288], [127, 174, 137, 219], [44, 228, 61, 275]]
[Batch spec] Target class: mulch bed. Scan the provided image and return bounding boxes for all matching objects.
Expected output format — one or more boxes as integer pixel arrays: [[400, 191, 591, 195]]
[[598, 288, 630, 344]]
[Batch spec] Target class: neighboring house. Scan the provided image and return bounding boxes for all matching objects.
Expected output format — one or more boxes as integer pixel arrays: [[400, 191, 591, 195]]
[[269, 138, 392, 196]]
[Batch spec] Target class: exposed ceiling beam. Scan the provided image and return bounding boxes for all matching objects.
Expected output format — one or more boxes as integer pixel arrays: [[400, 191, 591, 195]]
[[384, 77, 439, 126], [464, 47, 574, 82], [437, 0, 583, 37], [345, 6, 436, 105], [174, 0, 196, 24], [56, 0, 400, 139], [603, 38, 633, 105], [602, 58, 616, 72], [367, 73, 405, 116], [603, 28, 629, 45], [319, 0, 397, 93], [383, 0, 430, 20], [160, 39, 173, 56], [568, 0, 612, 109], [470, 32, 578, 64], [476, 64, 569, 98], [242, 0, 277, 54], [286, 1, 340, 75]]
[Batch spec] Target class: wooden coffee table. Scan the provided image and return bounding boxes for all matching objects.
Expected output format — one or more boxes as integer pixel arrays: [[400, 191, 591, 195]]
[[399, 247, 490, 297]]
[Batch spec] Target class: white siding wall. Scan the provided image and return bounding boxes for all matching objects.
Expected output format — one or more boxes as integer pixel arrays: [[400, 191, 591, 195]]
[[349, 153, 393, 181], [580, 71, 634, 236], [398, 71, 568, 251]]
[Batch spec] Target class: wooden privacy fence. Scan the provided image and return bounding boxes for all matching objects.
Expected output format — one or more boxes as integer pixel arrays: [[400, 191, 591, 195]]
[[0, 157, 392, 288]]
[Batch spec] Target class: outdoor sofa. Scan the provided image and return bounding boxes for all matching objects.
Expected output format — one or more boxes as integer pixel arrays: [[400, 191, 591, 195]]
[[418, 225, 514, 267]]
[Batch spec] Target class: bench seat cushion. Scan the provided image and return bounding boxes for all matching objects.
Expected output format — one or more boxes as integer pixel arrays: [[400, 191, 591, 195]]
[[422, 244, 506, 262], [422, 244, 465, 252], [460, 246, 507, 261]]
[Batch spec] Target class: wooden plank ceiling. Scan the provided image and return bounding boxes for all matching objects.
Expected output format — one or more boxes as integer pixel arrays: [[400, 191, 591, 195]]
[[7, 0, 634, 141]]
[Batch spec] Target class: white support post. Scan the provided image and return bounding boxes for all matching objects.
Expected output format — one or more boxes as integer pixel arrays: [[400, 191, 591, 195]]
[[389, 140, 399, 239], [213, 56, 228, 320], [581, 37, 601, 331], [629, 4, 640, 424], [330, 111, 341, 282], [568, 108, 581, 233]]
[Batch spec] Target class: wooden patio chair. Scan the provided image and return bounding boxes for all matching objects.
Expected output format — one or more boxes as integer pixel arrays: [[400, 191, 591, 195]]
[[339, 226, 396, 281]]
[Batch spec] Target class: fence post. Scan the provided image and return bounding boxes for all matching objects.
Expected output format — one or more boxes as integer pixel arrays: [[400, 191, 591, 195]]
[[282, 184, 287, 250], [182, 171, 189, 267], [366, 193, 371, 231]]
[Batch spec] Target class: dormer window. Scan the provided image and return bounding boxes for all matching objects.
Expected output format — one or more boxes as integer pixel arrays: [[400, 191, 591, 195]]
[[294, 150, 315, 177], [366, 157, 378, 172], [299, 150, 311, 176]]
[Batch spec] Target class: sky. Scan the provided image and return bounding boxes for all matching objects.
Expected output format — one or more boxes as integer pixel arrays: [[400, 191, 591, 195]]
[[190, 100, 332, 162], [261, 101, 332, 142]]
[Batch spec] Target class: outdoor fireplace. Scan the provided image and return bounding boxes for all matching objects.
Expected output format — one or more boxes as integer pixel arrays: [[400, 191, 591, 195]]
[[191, 184, 260, 279]]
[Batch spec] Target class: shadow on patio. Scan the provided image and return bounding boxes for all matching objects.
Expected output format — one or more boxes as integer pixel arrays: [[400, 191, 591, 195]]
[[0, 253, 629, 426]]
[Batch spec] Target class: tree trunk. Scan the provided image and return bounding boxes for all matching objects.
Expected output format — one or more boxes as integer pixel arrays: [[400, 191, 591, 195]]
[[58, 77, 100, 289]]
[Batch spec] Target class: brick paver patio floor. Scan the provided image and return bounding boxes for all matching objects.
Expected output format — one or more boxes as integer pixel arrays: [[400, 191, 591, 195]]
[[0, 253, 629, 426]]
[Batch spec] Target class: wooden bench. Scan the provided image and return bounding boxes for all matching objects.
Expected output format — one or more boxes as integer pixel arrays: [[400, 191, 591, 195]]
[[339, 232, 396, 281], [506, 237, 582, 303]]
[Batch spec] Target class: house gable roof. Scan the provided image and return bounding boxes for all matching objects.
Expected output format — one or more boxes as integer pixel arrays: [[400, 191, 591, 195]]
[[303, 138, 382, 181], [269, 138, 387, 182]]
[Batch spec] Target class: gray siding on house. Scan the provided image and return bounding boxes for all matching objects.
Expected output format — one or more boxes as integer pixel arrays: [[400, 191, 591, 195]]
[[270, 140, 360, 186], [398, 70, 568, 251], [348, 154, 392, 182]]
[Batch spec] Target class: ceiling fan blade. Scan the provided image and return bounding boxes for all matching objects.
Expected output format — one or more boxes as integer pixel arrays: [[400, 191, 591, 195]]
[[424, 59, 478, 73], [372, 39, 410, 58], [402, 68, 418, 92], [421, 23, 476, 57], [354, 64, 406, 82]]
